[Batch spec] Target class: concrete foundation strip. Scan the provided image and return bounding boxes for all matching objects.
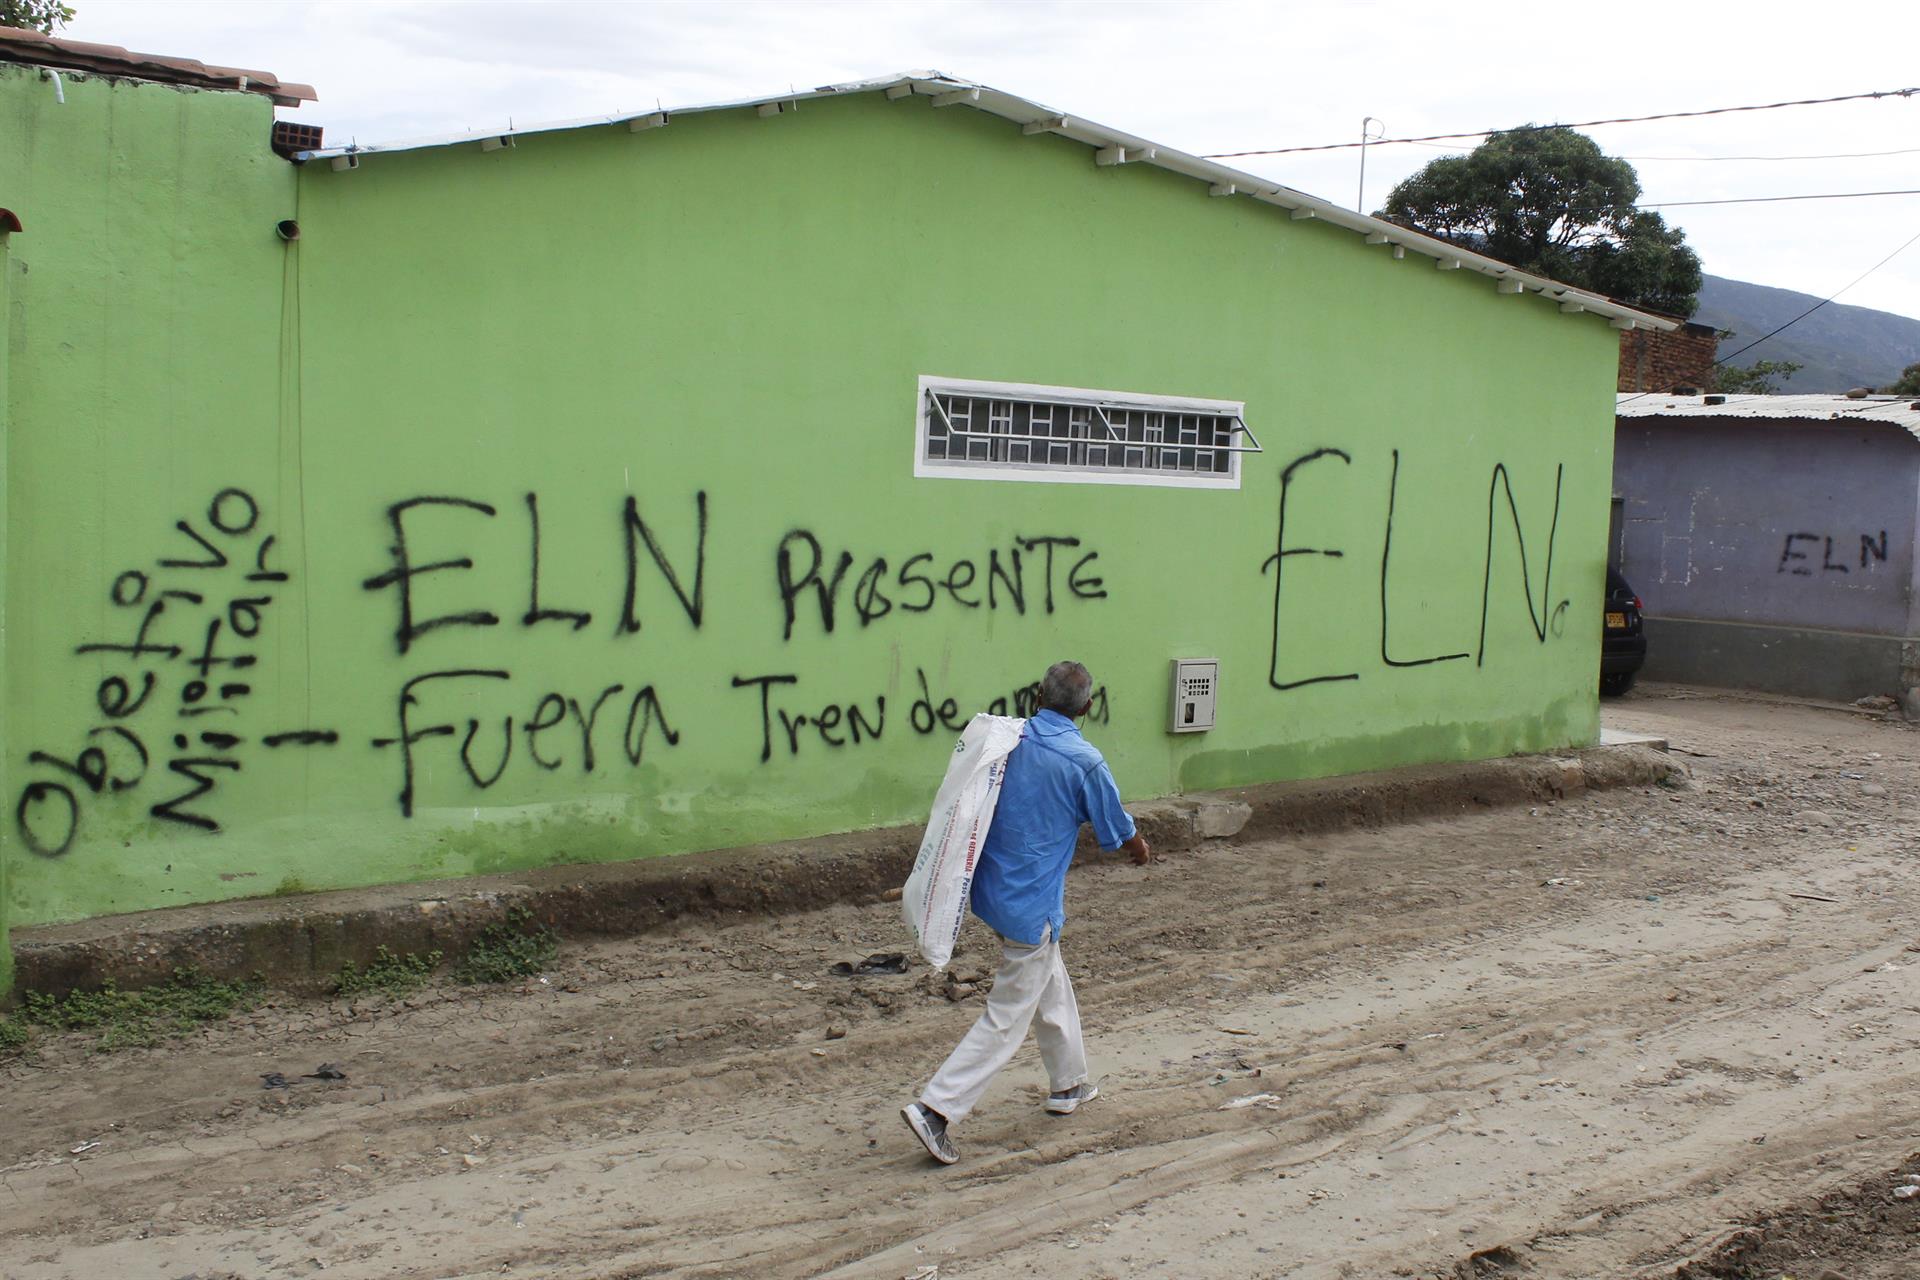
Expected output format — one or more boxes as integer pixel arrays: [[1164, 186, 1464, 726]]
[[6, 743, 1672, 1001]]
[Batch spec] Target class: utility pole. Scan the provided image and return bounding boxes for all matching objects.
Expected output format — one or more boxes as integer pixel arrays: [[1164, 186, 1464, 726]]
[[1357, 116, 1384, 213]]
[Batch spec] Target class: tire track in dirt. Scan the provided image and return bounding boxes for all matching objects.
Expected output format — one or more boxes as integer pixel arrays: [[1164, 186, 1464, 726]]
[[1, 693, 1913, 1278]]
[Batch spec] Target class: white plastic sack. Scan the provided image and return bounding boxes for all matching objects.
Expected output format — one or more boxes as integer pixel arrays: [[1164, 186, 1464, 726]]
[[900, 713, 1027, 970]]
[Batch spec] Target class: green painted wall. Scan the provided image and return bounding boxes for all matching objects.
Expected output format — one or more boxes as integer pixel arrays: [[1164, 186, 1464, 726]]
[[3, 77, 1618, 944], [0, 66, 299, 965]]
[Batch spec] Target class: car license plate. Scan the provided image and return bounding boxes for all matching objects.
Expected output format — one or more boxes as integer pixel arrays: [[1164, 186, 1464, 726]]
[[1605, 611, 1627, 629]]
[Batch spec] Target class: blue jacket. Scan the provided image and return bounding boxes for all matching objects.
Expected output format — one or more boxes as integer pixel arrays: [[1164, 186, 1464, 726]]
[[970, 709, 1137, 945]]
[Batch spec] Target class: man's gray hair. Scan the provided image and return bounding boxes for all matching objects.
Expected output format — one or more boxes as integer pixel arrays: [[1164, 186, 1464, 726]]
[[1040, 660, 1093, 714]]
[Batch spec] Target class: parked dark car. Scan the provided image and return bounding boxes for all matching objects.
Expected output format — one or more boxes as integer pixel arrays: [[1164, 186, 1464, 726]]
[[1601, 567, 1646, 695]]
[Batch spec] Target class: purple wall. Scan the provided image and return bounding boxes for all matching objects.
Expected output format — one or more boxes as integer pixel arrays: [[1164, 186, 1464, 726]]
[[1612, 419, 1919, 636]]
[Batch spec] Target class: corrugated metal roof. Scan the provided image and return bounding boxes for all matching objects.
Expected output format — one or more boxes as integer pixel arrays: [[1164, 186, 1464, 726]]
[[1616, 392, 1920, 443], [0, 24, 316, 106], [299, 70, 1672, 333]]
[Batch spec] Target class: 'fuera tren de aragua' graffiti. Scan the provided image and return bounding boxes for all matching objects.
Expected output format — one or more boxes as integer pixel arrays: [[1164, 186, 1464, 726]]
[[15, 448, 1573, 857]]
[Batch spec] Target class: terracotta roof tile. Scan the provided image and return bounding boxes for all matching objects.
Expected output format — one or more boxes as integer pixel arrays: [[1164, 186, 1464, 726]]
[[0, 24, 315, 106]]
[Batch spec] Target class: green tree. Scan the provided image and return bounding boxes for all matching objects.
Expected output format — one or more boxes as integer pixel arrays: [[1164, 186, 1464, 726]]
[[1884, 362, 1920, 395], [0, 1, 74, 33], [1379, 126, 1702, 316], [1711, 359, 1802, 394]]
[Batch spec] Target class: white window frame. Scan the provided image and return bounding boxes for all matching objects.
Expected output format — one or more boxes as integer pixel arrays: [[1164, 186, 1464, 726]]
[[913, 375, 1257, 490]]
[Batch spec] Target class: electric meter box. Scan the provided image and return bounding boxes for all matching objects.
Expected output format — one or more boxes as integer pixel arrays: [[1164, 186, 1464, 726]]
[[1168, 658, 1218, 733]]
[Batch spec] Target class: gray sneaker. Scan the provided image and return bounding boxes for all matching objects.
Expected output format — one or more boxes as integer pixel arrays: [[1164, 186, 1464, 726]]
[[901, 1103, 959, 1164], [1045, 1082, 1099, 1115]]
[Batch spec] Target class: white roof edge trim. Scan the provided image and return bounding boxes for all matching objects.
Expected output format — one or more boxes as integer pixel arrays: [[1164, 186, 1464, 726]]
[[298, 70, 1674, 332]]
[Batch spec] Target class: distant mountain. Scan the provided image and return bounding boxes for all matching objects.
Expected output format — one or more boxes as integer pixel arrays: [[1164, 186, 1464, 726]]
[[1693, 275, 1920, 393]]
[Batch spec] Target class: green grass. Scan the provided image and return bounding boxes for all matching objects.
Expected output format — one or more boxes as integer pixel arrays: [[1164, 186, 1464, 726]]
[[335, 945, 442, 997], [454, 909, 559, 984], [20, 968, 264, 1051], [0, 1017, 28, 1055]]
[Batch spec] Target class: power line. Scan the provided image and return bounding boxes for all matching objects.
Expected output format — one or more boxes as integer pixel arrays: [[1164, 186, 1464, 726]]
[[1641, 187, 1920, 209], [1401, 139, 1920, 163], [1617, 223, 1920, 405], [1712, 224, 1920, 368], [1204, 85, 1920, 159], [1405, 187, 1920, 224]]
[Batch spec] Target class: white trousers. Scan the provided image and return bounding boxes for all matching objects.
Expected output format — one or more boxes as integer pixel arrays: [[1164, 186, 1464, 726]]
[[920, 927, 1087, 1124]]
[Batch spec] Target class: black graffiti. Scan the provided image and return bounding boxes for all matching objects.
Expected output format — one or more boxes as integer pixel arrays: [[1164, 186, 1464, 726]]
[[618, 491, 707, 635], [1381, 449, 1469, 669], [522, 493, 592, 631], [1263, 448, 1359, 691], [262, 729, 340, 747], [909, 668, 966, 735], [16, 782, 78, 858], [567, 685, 625, 772], [1476, 463, 1567, 666], [1778, 533, 1816, 575], [373, 669, 511, 816], [249, 533, 289, 583], [158, 521, 229, 570], [777, 532, 1104, 639], [361, 497, 502, 655], [24, 489, 283, 853], [373, 670, 680, 815], [97, 672, 156, 719], [150, 757, 241, 832], [776, 534, 854, 639], [15, 724, 153, 855], [75, 593, 182, 662], [736, 668, 1110, 764], [732, 672, 887, 762], [1779, 530, 1889, 576]]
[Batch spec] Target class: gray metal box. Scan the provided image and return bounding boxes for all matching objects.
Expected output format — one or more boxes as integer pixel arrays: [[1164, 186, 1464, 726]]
[[1168, 658, 1218, 733]]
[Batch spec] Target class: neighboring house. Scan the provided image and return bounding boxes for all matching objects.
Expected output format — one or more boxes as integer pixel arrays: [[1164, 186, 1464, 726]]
[[1617, 318, 1723, 393], [0, 30, 1668, 972], [1613, 393, 1920, 702]]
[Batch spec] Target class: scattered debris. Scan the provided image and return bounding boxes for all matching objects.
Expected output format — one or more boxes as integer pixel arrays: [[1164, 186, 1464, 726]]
[[1218, 1026, 1255, 1036], [1787, 892, 1841, 903], [303, 1063, 348, 1081], [825, 1024, 847, 1041], [69, 1141, 100, 1155], [829, 953, 909, 977], [1220, 1093, 1283, 1111], [261, 1072, 292, 1090]]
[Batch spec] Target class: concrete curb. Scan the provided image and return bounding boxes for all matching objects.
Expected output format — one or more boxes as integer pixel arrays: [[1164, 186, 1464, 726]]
[[7, 743, 1672, 1001]]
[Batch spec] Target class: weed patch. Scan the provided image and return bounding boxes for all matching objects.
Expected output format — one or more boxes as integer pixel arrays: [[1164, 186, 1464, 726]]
[[0, 1016, 28, 1055], [455, 909, 558, 984], [21, 968, 264, 1051], [335, 945, 442, 998]]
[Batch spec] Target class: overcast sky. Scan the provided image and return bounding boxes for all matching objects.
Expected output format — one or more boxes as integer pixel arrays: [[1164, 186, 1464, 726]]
[[65, 0, 1920, 323]]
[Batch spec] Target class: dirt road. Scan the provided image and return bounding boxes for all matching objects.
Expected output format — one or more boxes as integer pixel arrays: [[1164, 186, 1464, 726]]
[[3, 688, 1916, 1279]]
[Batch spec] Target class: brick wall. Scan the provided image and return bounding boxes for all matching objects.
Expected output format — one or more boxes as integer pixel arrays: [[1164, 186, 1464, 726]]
[[1618, 324, 1719, 392]]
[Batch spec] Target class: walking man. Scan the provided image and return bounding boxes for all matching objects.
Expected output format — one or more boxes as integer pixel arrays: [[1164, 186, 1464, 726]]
[[902, 660, 1151, 1164]]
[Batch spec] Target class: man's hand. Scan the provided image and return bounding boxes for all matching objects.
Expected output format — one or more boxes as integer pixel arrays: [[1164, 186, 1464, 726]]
[[1122, 834, 1152, 866]]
